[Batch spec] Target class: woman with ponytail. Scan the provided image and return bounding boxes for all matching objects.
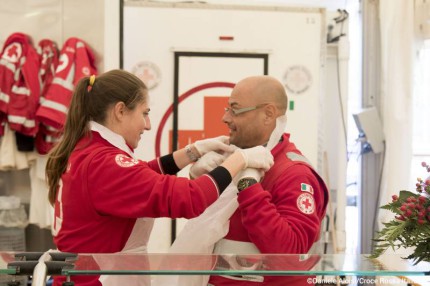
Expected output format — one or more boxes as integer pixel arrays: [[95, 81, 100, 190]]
[[46, 69, 274, 285]]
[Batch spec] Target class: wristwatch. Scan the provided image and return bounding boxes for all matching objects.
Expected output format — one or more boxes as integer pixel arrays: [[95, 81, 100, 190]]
[[185, 144, 199, 162], [237, 177, 258, 192]]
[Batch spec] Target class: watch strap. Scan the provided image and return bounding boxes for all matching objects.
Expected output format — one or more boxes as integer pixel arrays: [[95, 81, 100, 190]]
[[185, 144, 199, 162]]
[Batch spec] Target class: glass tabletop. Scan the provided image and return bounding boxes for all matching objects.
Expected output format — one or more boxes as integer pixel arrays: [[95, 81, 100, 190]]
[[52, 253, 430, 276], [0, 252, 23, 275], [2, 252, 430, 277]]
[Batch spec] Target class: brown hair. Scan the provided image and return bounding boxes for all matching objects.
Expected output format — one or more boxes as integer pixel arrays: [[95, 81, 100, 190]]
[[46, 69, 148, 205]]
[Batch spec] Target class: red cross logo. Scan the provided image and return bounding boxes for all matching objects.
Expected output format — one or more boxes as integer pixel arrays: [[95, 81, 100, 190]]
[[7, 45, 18, 57], [115, 154, 138, 168], [2, 43, 22, 63], [297, 193, 315, 214], [132, 61, 161, 90], [302, 198, 312, 209], [141, 68, 155, 82]]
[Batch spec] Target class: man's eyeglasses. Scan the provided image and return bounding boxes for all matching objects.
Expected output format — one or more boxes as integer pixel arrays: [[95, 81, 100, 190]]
[[224, 103, 269, 116]]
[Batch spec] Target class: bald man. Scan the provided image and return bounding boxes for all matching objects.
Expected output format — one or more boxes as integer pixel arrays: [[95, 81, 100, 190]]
[[203, 76, 329, 285]]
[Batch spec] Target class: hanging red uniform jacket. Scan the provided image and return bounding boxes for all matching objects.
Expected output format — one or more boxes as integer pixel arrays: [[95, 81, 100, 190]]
[[36, 37, 97, 132], [37, 39, 59, 98], [35, 39, 60, 154], [0, 33, 40, 136], [0, 34, 20, 134]]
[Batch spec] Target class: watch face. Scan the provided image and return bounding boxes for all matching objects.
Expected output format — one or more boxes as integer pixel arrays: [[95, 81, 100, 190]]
[[237, 180, 248, 191], [238, 178, 258, 191]]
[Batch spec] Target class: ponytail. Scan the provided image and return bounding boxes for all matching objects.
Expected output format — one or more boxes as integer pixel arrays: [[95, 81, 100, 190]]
[[46, 77, 92, 205]]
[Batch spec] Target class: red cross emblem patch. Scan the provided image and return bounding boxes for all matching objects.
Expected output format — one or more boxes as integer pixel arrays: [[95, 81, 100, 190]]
[[115, 154, 138, 168], [297, 193, 315, 214], [2, 43, 22, 62]]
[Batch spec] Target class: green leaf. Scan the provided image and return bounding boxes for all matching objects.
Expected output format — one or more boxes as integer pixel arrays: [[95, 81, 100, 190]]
[[371, 183, 430, 263]]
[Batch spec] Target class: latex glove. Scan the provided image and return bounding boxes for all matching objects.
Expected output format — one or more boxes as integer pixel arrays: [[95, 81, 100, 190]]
[[235, 146, 274, 171], [233, 168, 264, 185], [194, 136, 233, 157], [190, 151, 228, 179]]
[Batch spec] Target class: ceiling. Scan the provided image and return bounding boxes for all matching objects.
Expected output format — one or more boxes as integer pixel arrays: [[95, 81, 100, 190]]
[[126, 0, 353, 11]]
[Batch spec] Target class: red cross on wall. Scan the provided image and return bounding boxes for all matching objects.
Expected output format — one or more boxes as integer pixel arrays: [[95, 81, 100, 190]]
[[169, 96, 229, 152], [141, 68, 155, 83]]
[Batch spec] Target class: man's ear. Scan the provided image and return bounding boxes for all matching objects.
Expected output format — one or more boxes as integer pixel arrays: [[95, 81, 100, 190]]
[[264, 104, 277, 124]]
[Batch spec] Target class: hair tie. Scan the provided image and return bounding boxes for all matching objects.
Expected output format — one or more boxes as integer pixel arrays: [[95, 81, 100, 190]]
[[89, 75, 96, 86]]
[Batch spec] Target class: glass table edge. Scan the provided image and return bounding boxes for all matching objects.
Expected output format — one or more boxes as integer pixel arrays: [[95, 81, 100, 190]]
[[61, 270, 430, 276]]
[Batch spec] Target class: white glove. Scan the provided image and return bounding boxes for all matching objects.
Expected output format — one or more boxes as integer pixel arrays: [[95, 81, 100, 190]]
[[233, 168, 264, 185], [194, 136, 233, 157], [235, 146, 274, 171], [189, 151, 228, 179]]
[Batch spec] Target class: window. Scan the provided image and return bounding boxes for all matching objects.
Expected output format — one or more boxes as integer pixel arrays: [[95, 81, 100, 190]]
[[411, 40, 430, 187]]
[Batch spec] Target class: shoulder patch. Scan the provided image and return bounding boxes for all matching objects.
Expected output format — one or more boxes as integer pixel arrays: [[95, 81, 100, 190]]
[[300, 183, 314, 194], [297, 193, 315, 215], [286, 152, 312, 167], [115, 154, 138, 168]]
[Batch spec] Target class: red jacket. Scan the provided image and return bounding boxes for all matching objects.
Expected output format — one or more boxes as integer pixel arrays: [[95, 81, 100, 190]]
[[36, 37, 97, 132], [37, 39, 59, 98], [209, 134, 329, 286], [0, 33, 40, 136], [53, 128, 221, 285], [35, 39, 60, 154]]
